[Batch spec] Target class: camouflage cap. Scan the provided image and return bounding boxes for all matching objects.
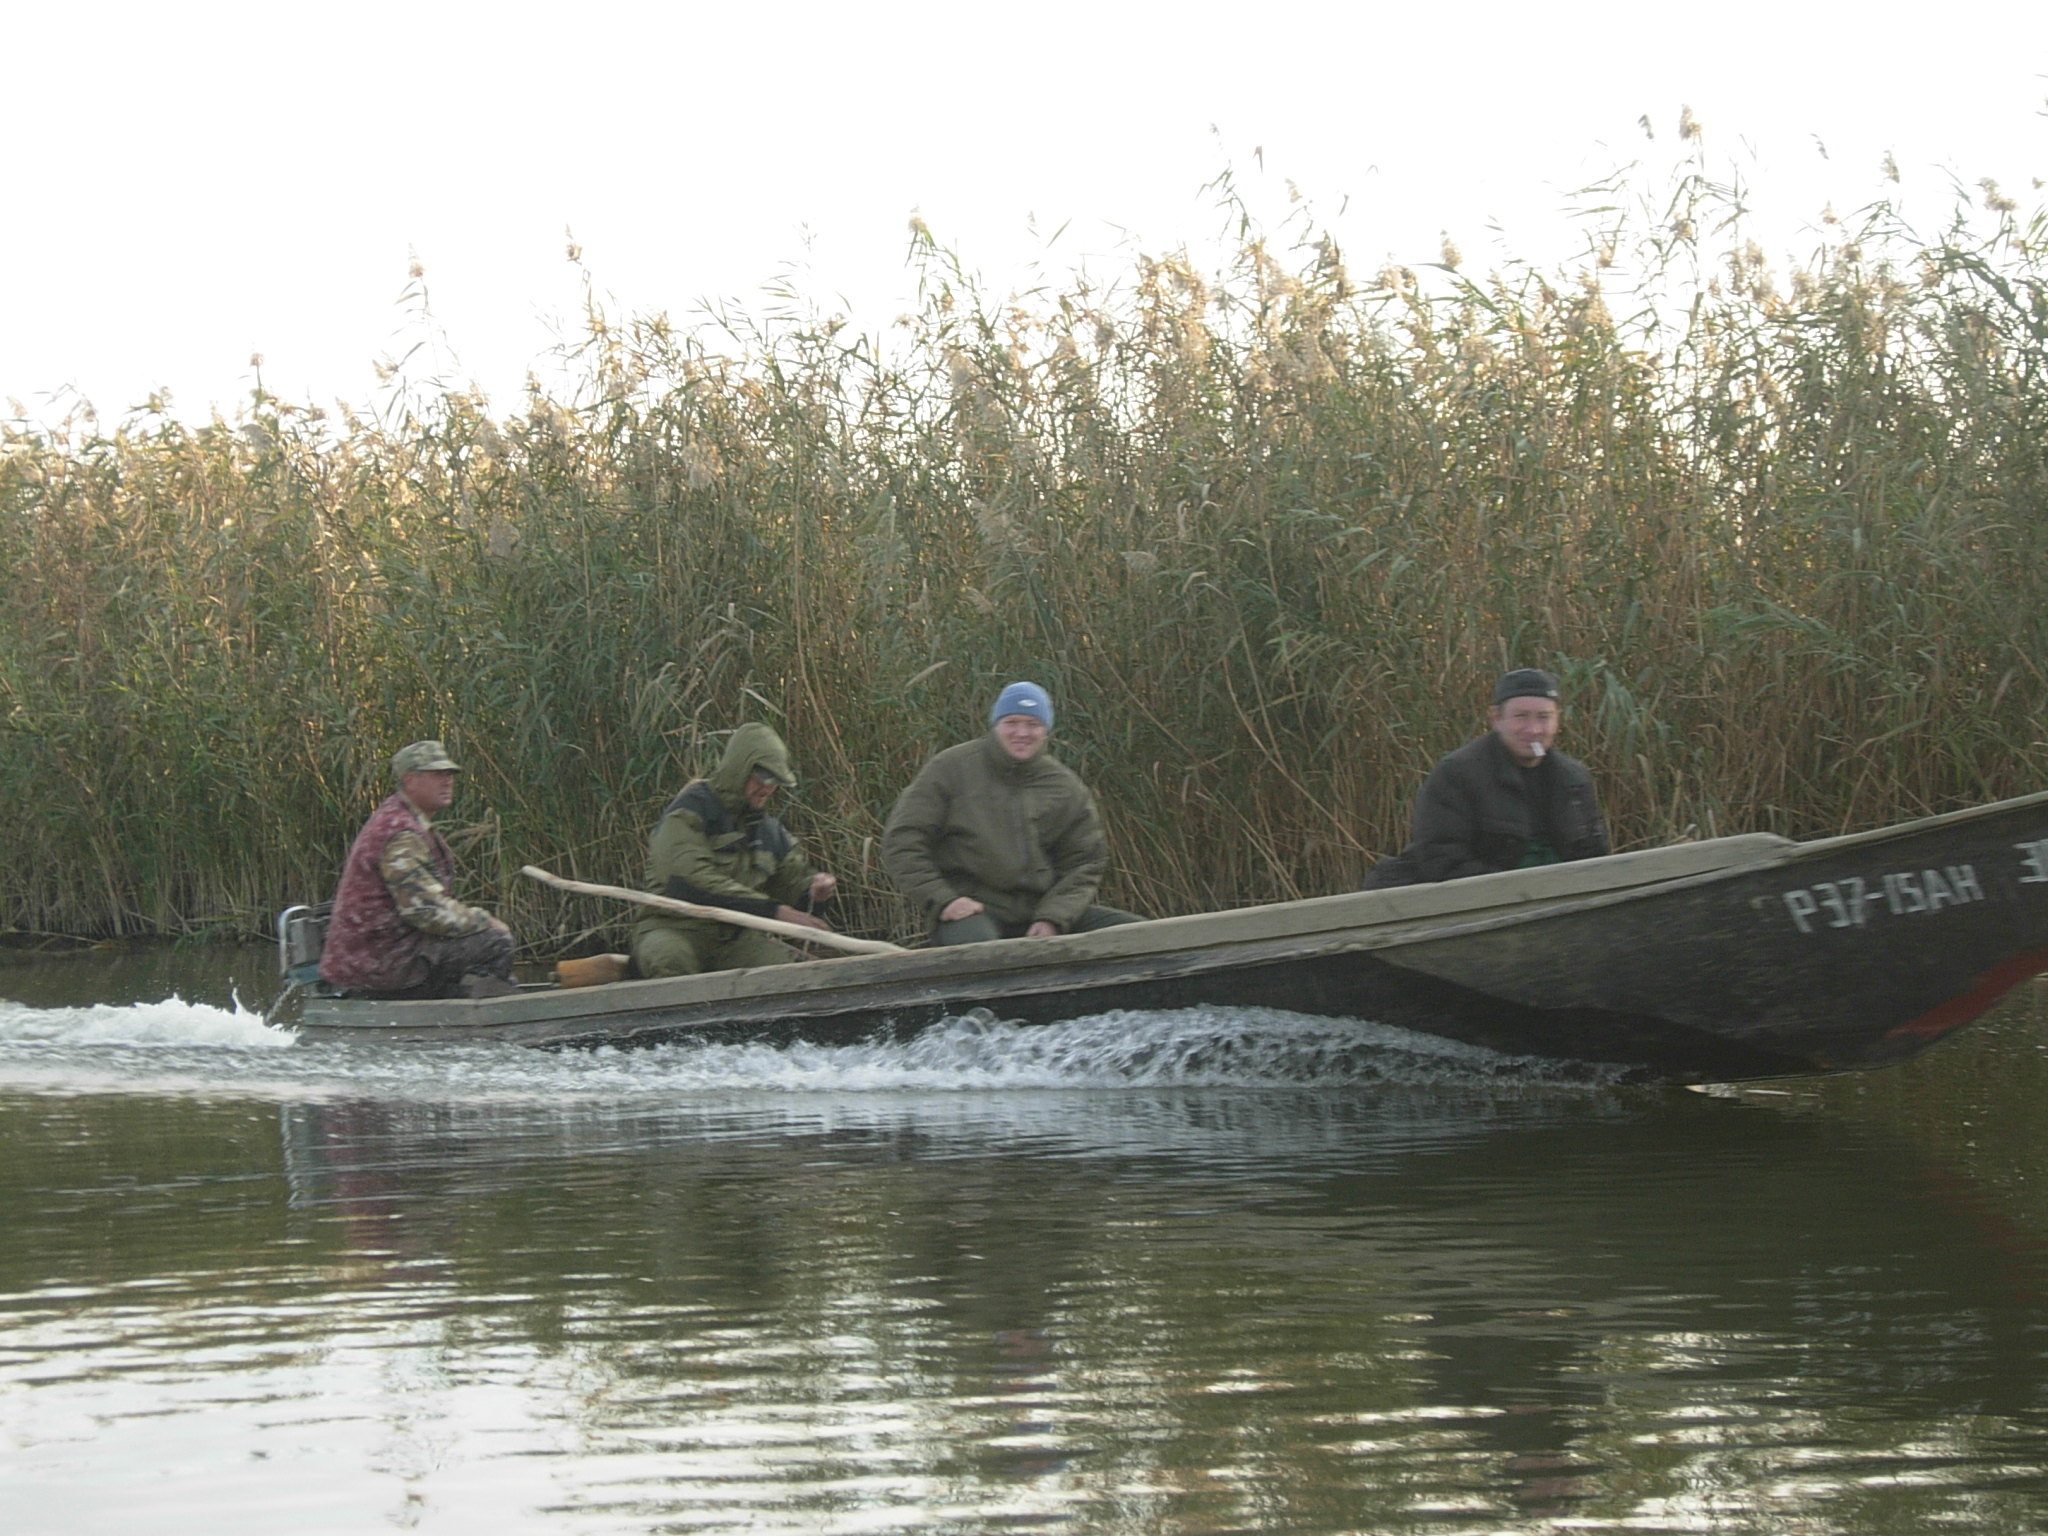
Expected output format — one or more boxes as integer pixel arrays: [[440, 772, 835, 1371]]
[[391, 740, 461, 778]]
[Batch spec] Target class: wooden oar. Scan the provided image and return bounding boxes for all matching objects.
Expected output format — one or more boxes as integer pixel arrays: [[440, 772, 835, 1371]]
[[519, 865, 905, 956]]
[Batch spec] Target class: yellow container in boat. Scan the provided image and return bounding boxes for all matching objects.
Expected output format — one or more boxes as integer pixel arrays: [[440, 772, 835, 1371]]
[[554, 953, 630, 989]]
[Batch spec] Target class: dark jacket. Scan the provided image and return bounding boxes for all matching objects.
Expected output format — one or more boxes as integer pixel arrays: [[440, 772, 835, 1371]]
[[881, 733, 1108, 930], [633, 724, 818, 949], [1362, 731, 1609, 889]]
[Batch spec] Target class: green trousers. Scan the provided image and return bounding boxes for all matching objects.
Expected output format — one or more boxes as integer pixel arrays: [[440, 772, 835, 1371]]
[[631, 921, 800, 978]]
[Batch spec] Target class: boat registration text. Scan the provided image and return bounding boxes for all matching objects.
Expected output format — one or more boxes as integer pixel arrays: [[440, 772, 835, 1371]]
[[1777, 837, 2048, 934]]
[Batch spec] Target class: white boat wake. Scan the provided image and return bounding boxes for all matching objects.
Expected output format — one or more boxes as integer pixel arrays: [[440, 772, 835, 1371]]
[[0, 991, 1625, 1099], [0, 994, 292, 1049]]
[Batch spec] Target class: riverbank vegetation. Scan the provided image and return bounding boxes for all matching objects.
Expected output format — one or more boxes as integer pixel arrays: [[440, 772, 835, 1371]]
[[4, 136, 2045, 948]]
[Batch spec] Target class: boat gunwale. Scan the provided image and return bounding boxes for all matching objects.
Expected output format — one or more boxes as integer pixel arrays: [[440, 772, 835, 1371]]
[[291, 788, 2048, 1041], [296, 834, 1798, 1036]]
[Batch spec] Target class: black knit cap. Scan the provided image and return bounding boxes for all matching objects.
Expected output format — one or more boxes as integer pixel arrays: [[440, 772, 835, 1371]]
[[1493, 668, 1560, 705]]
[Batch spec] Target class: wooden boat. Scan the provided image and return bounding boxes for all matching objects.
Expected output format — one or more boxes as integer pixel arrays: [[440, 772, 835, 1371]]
[[279, 790, 2048, 1083]]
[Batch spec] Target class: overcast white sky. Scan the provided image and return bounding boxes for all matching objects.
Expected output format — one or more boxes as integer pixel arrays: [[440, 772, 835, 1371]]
[[6, 2, 2044, 423]]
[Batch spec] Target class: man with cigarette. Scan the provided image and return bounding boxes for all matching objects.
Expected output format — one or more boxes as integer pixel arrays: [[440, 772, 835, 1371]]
[[1361, 668, 1610, 888]]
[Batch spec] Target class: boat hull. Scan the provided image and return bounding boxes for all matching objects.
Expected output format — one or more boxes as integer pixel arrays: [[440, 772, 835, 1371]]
[[1379, 790, 2048, 1075], [290, 792, 2048, 1082]]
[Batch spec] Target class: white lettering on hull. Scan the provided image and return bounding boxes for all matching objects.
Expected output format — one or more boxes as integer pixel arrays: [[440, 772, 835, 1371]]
[[1779, 865, 1986, 935], [1772, 835, 2048, 934]]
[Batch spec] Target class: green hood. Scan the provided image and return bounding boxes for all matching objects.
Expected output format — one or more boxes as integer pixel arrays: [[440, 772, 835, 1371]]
[[705, 722, 798, 810]]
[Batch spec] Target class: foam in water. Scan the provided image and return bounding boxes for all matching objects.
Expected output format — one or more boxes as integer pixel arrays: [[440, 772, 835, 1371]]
[[0, 996, 294, 1050], [0, 993, 1623, 1099], [581, 1007, 1617, 1092]]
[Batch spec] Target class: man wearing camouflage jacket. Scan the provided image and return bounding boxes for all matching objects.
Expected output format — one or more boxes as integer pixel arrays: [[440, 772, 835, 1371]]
[[318, 741, 518, 997]]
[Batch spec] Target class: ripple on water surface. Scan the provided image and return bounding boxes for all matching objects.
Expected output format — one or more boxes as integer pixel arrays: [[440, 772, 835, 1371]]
[[8, 981, 2048, 1532]]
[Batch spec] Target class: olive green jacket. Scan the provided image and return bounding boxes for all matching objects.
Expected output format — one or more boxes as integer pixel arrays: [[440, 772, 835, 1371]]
[[633, 724, 816, 948], [881, 734, 1109, 930]]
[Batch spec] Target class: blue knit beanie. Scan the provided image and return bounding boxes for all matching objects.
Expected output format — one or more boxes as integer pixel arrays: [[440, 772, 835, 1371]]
[[989, 681, 1053, 729]]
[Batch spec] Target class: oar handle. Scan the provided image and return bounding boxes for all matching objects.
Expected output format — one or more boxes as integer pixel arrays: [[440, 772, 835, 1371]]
[[519, 865, 905, 956]]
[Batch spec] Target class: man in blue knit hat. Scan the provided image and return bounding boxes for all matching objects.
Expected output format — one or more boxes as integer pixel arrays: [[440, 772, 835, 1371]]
[[882, 681, 1144, 945]]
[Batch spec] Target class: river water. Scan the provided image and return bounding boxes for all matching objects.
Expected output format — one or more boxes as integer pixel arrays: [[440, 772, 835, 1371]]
[[4, 946, 2048, 1535]]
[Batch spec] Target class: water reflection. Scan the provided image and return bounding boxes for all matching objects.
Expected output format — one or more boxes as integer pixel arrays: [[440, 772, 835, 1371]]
[[3, 957, 2048, 1531]]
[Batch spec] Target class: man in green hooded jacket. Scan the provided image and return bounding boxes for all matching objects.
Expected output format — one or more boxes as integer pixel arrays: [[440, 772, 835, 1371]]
[[882, 681, 1143, 945], [631, 722, 838, 978]]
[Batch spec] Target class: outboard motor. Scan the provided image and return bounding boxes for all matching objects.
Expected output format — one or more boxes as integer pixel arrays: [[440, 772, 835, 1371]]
[[267, 903, 332, 1021], [276, 904, 330, 984]]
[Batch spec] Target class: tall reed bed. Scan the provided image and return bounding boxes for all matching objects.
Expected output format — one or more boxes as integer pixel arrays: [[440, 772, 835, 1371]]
[[3, 148, 2044, 947]]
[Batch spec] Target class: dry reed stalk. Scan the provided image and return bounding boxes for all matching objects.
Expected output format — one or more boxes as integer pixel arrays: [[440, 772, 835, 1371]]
[[2, 148, 2044, 945]]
